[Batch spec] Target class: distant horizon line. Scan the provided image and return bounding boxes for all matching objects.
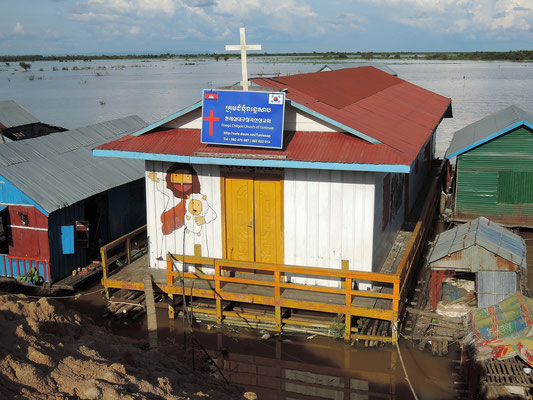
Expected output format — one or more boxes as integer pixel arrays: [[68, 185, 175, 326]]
[[0, 49, 532, 58]]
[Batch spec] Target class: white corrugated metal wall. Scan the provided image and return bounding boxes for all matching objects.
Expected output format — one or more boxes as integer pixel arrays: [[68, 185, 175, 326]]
[[284, 168, 375, 287], [145, 162, 382, 288]]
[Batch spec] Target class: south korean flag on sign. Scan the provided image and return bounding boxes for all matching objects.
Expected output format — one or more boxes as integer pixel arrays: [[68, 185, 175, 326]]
[[268, 93, 284, 105]]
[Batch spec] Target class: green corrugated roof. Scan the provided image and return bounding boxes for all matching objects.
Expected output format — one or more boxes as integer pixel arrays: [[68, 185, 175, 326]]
[[446, 105, 533, 159]]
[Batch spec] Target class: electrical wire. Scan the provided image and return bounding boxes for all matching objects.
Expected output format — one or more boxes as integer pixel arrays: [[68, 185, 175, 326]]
[[0, 288, 103, 299], [392, 323, 420, 400]]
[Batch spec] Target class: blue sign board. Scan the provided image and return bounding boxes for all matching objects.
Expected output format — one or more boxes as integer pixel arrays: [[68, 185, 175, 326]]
[[201, 89, 285, 149]]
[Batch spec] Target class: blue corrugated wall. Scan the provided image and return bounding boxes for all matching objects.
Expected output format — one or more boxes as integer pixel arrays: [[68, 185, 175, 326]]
[[107, 179, 146, 240], [48, 202, 86, 282]]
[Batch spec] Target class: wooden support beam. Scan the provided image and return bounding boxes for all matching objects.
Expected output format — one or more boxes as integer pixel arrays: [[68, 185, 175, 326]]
[[274, 270, 282, 332], [344, 273, 352, 341], [168, 294, 176, 320], [215, 261, 223, 325], [143, 276, 158, 350], [194, 244, 203, 275], [126, 237, 132, 265]]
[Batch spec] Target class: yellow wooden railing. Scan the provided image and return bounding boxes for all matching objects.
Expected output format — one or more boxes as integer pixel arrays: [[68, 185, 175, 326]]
[[100, 224, 147, 295], [396, 159, 448, 319], [166, 253, 400, 341]]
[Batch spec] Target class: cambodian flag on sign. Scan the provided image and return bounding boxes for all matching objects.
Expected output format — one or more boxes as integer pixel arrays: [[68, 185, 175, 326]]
[[269, 94, 284, 104], [205, 92, 218, 100]]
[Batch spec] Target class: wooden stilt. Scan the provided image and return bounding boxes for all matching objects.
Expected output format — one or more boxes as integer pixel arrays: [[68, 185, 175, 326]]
[[215, 261, 223, 325], [168, 294, 176, 320], [143, 276, 158, 350], [274, 270, 282, 332], [344, 269, 352, 341]]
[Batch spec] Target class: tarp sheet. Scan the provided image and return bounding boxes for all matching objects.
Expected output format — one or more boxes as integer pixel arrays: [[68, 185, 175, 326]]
[[465, 293, 533, 367], [467, 292, 533, 340]]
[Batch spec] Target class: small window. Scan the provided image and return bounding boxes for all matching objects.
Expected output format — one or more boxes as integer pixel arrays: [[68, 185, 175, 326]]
[[61, 226, 75, 254], [75, 221, 89, 248]]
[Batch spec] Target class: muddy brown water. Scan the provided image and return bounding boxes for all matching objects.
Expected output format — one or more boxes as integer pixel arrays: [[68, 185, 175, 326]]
[[58, 282, 457, 400]]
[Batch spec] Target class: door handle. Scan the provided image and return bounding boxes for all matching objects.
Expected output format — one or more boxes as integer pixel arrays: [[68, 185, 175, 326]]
[[248, 222, 253, 228]]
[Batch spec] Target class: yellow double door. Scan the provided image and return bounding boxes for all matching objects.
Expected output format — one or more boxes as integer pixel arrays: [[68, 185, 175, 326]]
[[224, 176, 283, 264]]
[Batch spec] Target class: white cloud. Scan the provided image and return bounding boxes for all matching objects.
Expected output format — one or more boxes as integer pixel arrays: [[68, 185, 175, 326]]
[[67, 0, 325, 41], [129, 26, 141, 35], [214, 0, 316, 19], [364, 0, 533, 37], [13, 22, 24, 34], [87, 0, 179, 16]]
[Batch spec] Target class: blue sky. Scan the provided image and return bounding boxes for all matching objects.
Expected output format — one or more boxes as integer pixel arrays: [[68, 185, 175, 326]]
[[1, 0, 532, 55]]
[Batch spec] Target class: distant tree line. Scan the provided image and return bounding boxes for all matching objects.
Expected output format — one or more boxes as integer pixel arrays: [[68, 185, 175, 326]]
[[0, 50, 532, 63]]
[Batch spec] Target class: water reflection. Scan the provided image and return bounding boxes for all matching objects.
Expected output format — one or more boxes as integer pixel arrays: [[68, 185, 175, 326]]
[[59, 283, 456, 400]]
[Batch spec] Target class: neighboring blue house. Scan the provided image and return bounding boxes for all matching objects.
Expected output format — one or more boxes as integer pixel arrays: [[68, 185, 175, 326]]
[[0, 116, 147, 284]]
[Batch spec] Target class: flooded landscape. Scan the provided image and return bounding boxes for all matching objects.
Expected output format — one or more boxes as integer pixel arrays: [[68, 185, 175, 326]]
[[1, 57, 533, 156]]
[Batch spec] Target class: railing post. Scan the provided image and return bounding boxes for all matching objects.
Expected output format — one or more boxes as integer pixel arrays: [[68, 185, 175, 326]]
[[275, 269, 282, 332], [341, 259, 348, 289], [100, 247, 110, 299], [343, 260, 351, 341], [167, 255, 176, 319], [393, 276, 400, 328], [215, 260, 223, 325], [126, 237, 132, 265], [194, 244, 203, 276]]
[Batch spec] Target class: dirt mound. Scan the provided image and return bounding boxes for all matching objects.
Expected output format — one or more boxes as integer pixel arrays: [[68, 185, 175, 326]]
[[0, 294, 244, 400]]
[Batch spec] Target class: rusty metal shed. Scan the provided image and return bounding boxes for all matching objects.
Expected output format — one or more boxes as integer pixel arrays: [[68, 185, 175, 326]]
[[427, 217, 527, 307], [428, 217, 526, 272]]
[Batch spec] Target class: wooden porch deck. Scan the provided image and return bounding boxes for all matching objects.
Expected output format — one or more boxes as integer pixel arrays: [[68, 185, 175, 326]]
[[105, 252, 395, 311], [101, 161, 447, 343]]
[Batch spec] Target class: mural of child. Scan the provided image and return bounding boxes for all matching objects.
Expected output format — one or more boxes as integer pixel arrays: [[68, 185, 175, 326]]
[[184, 193, 217, 236]]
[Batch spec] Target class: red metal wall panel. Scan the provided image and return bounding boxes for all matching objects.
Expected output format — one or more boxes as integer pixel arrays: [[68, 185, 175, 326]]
[[7, 205, 49, 259]]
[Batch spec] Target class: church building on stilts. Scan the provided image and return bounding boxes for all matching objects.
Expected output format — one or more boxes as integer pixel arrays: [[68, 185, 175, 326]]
[[94, 29, 452, 341]]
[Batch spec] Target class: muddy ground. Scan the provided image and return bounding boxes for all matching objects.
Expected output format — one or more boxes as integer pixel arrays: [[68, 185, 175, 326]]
[[0, 293, 248, 400]]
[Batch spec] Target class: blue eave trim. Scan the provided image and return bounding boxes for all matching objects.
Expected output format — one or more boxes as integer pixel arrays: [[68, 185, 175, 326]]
[[285, 99, 381, 144], [446, 121, 532, 159], [93, 149, 409, 173], [131, 101, 203, 137], [0, 174, 49, 216]]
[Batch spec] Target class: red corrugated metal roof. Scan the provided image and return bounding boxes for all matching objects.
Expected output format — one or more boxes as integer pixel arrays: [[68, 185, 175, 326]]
[[267, 67, 403, 109], [95, 129, 409, 165], [252, 67, 451, 161], [97, 67, 451, 167]]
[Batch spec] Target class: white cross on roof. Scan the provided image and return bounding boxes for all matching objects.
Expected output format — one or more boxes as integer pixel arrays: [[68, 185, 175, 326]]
[[225, 27, 261, 91]]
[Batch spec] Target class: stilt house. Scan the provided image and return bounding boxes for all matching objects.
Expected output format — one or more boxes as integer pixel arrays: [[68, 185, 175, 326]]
[[94, 67, 451, 288], [446, 105, 533, 227], [0, 116, 147, 284]]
